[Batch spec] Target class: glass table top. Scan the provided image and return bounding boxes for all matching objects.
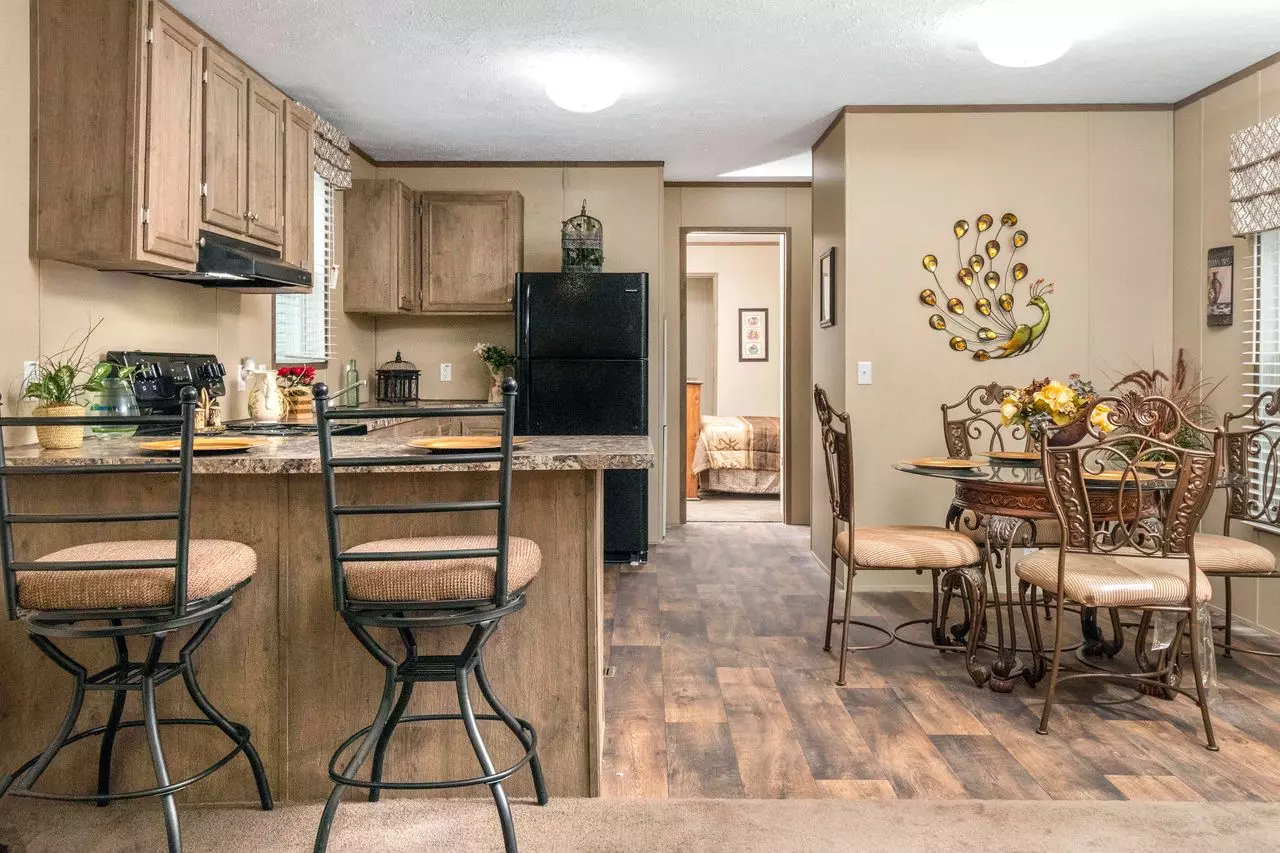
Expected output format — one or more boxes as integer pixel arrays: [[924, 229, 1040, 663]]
[[893, 458, 1239, 490]]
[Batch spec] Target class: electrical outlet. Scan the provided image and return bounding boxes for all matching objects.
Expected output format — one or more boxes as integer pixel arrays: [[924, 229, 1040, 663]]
[[440, 363, 452, 382], [857, 361, 872, 385]]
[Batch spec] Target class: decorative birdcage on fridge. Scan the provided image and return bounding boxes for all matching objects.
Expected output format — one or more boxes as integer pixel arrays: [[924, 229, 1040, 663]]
[[561, 200, 603, 273]]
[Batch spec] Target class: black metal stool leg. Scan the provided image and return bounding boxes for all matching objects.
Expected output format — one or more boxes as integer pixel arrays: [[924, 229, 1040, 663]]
[[476, 657, 547, 806], [0, 635, 89, 799], [140, 635, 181, 853], [178, 615, 274, 811], [97, 628, 129, 807], [457, 665, 517, 853], [369, 627, 417, 803], [314, 664, 399, 853]]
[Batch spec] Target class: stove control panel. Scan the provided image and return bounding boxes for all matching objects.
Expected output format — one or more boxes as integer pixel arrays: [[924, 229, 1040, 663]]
[[107, 351, 226, 407]]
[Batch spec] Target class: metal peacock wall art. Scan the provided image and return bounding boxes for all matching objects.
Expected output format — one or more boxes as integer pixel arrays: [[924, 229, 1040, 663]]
[[918, 212, 1053, 362]]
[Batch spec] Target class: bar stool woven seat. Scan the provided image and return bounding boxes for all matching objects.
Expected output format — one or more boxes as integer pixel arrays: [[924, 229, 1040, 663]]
[[345, 536, 540, 602], [835, 525, 979, 570], [17, 540, 255, 611]]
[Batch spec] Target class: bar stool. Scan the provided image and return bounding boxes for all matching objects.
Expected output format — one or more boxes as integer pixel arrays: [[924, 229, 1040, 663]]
[[312, 379, 546, 853], [0, 387, 272, 853]]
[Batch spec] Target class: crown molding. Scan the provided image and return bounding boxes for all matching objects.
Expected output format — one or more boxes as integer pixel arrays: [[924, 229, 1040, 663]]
[[1174, 51, 1280, 110], [665, 181, 811, 189]]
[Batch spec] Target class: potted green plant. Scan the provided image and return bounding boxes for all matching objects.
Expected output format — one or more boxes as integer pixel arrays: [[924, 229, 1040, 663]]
[[22, 321, 109, 450], [474, 342, 517, 403]]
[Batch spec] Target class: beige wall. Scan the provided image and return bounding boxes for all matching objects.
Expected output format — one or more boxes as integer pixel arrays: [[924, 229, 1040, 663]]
[[824, 110, 1174, 588], [373, 164, 666, 543], [1173, 57, 1280, 635], [810, 122, 848, 568], [664, 187, 813, 527], [0, 0, 372, 439], [686, 244, 784, 418]]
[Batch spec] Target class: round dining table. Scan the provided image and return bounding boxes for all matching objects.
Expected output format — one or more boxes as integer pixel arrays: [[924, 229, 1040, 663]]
[[893, 456, 1162, 693]]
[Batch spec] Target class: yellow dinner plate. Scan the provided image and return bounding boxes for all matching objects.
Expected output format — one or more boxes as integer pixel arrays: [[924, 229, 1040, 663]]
[[407, 436, 531, 452], [903, 457, 984, 469], [1082, 469, 1157, 482], [984, 451, 1039, 462], [139, 437, 267, 455]]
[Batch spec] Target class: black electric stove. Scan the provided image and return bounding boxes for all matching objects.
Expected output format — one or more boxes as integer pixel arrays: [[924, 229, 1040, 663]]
[[106, 351, 364, 436]]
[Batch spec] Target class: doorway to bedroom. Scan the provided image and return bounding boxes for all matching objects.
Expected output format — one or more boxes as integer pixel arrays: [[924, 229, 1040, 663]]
[[682, 230, 786, 523]]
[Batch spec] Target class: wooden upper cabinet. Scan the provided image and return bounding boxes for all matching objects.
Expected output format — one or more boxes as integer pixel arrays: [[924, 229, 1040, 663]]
[[419, 192, 523, 313], [344, 179, 417, 314], [201, 45, 248, 233], [141, 1, 203, 265], [282, 101, 315, 270], [246, 79, 285, 245]]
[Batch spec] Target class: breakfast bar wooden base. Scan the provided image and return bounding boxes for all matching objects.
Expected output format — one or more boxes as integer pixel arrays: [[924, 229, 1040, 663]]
[[0, 467, 609, 804]]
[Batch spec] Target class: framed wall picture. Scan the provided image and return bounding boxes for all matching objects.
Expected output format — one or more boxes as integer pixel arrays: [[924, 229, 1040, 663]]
[[819, 247, 836, 328], [739, 308, 769, 362], [1207, 246, 1234, 328]]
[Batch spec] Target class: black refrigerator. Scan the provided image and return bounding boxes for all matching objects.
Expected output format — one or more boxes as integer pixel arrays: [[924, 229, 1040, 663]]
[[515, 272, 649, 563]]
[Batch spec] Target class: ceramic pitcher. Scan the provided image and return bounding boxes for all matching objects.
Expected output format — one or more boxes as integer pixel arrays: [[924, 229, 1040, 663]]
[[247, 369, 285, 423]]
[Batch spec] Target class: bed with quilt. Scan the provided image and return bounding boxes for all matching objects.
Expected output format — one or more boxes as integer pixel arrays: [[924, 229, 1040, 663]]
[[691, 415, 781, 495]]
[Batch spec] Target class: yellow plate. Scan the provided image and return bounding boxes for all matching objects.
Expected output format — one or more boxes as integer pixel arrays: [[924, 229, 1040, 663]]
[[984, 451, 1039, 462], [139, 437, 267, 454], [903, 457, 984, 469], [407, 436, 531, 452], [1083, 470, 1157, 482]]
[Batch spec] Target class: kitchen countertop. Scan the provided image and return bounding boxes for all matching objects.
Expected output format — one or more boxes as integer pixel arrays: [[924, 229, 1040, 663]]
[[2, 433, 654, 475]]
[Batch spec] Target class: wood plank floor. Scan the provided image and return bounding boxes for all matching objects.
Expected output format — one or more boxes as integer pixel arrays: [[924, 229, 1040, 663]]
[[601, 522, 1280, 801]]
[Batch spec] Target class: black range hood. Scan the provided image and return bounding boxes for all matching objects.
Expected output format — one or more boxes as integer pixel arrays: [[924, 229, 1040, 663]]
[[145, 230, 312, 293]]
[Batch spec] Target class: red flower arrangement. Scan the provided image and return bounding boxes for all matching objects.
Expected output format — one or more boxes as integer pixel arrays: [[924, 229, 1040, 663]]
[[277, 365, 316, 388]]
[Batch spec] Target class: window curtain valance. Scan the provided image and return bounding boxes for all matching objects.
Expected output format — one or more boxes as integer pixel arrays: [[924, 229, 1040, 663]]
[[308, 108, 353, 190], [1230, 115, 1280, 236]]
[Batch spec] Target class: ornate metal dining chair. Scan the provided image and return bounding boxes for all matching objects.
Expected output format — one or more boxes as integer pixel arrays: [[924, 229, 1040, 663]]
[[1204, 390, 1280, 656], [815, 384, 983, 685], [0, 387, 272, 853], [1016, 395, 1223, 750]]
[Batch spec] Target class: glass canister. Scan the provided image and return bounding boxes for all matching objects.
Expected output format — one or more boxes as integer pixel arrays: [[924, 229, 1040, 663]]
[[88, 376, 140, 439]]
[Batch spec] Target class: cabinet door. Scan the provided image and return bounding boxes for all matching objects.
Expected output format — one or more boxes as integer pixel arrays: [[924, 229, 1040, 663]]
[[246, 78, 285, 245], [282, 101, 314, 269], [142, 0, 202, 263], [395, 183, 418, 311], [420, 192, 522, 313], [201, 45, 248, 233], [343, 179, 399, 313]]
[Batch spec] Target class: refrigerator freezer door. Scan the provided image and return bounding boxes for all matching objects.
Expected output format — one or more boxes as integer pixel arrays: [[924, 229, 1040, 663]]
[[516, 272, 648, 360], [518, 358, 648, 436]]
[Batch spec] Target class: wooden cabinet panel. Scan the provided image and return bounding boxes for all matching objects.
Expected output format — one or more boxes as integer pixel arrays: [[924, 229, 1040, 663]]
[[344, 179, 416, 314], [686, 381, 702, 499], [141, 0, 202, 264], [201, 45, 248, 233], [420, 192, 522, 313], [282, 101, 315, 269], [396, 183, 418, 311], [246, 78, 285, 245], [459, 416, 502, 437]]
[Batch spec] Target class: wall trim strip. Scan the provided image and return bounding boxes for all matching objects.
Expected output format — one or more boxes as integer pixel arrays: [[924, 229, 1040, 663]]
[[1174, 51, 1280, 110], [665, 181, 812, 188]]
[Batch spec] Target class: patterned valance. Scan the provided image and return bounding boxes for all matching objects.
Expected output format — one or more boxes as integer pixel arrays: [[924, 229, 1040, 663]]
[[1230, 115, 1280, 236], [312, 112, 352, 190]]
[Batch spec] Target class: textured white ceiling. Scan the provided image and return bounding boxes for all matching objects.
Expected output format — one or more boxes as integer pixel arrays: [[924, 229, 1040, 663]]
[[172, 0, 1280, 180]]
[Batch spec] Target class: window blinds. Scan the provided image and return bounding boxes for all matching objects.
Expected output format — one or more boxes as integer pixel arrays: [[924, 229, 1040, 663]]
[[275, 174, 333, 365], [1243, 229, 1280, 523]]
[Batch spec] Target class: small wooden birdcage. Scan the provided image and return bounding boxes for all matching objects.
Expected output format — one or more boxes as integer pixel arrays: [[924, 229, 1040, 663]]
[[561, 200, 603, 273]]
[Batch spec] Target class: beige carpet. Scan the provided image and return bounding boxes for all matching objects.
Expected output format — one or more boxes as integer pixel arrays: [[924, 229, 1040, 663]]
[[3, 797, 1278, 852]]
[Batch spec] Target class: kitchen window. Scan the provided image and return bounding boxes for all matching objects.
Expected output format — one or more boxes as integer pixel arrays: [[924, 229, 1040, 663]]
[[274, 172, 333, 365], [1244, 228, 1280, 525]]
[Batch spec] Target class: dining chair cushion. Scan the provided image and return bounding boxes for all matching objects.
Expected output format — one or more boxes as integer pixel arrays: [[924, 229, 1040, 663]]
[[1194, 533, 1277, 576], [1015, 549, 1212, 608], [837, 526, 980, 570], [17, 540, 256, 612], [344, 535, 541, 603]]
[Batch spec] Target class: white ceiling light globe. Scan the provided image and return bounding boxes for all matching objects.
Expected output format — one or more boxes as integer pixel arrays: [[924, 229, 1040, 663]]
[[978, 16, 1075, 68], [546, 71, 623, 113]]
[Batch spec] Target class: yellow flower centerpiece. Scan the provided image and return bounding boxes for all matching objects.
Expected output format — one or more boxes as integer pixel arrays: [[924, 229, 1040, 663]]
[[999, 375, 1113, 445]]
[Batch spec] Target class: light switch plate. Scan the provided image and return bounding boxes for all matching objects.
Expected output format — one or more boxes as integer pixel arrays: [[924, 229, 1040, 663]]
[[440, 363, 452, 382], [857, 362, 872, 385]]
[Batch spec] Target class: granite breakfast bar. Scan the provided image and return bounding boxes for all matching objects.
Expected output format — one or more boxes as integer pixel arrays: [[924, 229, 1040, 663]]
[[0, 434, 653, 805]]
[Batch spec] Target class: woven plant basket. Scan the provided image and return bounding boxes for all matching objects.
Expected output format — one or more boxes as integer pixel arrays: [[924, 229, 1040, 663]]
[[32, 403, 86, 450], [284, 388, 314, 418]]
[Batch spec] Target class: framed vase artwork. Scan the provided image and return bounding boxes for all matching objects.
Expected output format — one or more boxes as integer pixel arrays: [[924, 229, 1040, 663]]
[[739, 308, 769, 362], [1207, 246, 1233, 328], [819, 247, 836, 328]]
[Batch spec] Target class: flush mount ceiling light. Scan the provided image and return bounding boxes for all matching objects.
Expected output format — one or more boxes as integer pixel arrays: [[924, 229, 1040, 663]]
[[977, 11, 1076, 68], [544, 57, 626, 113]]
